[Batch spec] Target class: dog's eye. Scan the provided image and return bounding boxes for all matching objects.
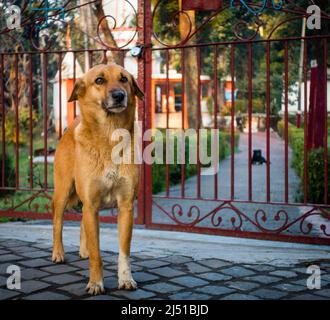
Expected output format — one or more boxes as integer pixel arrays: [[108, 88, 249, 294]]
[[120, 75, 128, 83], [95, 77, 105, 85]]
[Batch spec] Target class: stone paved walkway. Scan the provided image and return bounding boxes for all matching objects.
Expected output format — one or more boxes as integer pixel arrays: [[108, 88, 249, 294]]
[[0, 237, 329, 300], [157, 131, 300, 201]]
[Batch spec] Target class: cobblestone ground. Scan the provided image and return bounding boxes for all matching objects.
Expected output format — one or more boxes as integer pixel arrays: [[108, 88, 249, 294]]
[[0, 238, 329, 300]]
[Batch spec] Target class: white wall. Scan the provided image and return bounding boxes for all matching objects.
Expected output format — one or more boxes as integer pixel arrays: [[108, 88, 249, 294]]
[[281, 81, 330, 113], [53, 81, 67, 134]]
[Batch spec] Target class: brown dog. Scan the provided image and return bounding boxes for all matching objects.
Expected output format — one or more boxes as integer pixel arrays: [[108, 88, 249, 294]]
[[52, 63, 144, 295]]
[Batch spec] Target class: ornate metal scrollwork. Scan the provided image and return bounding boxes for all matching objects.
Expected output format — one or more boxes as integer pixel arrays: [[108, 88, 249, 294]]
[[254, 209, 289, 233], [230, 0, 284, 16], [0, 190, 52, 214], [153, 199, 330, 240], [171, 204, 201, 226], [96, 0, 138, 50], [0, 0, 139, 52], [151, 0, 330, 46]]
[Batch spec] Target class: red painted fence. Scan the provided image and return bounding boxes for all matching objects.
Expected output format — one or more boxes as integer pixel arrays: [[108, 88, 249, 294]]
[[0, 0, 329, 245]]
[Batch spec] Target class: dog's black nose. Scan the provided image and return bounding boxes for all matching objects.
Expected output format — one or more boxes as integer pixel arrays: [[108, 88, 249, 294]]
[[112, 90, 125, 103]]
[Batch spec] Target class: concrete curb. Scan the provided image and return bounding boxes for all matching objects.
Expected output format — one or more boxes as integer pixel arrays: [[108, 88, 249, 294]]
[[0, 222, 329, 266]]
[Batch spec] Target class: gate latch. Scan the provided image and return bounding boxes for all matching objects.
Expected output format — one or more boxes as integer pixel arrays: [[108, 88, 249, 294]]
[[130, 45, 144, 58]]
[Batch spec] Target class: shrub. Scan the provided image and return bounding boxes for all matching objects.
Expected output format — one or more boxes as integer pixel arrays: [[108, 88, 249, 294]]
[[2, 107, 39, 145], [304, 148, 330, 203], [234, 99, 246, 113], [206, 96, 214, 116], [252, 98, 265, 114], [277, 120, 330, 203], [0, 151, 15, 197]]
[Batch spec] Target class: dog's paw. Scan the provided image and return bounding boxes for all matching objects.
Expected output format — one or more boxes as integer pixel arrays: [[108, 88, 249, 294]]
[[79, 248, 89, 259], [86, 281, 105, 295], [52, 249, 65, 263], [118, 278, 137, 290]]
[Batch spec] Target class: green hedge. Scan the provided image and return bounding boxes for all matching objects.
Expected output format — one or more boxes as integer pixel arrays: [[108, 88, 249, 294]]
[[152, 130, 240, 193], [2, 107, 39, 145], [0, 151, 15, 197], [277, 120, 330, 203]]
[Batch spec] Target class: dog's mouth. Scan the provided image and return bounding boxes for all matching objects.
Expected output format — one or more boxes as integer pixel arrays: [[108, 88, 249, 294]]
[[102, 101, 127, 114]]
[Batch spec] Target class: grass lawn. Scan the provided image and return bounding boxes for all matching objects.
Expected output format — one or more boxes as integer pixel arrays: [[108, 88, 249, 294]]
[[0, 132, 56, 212]]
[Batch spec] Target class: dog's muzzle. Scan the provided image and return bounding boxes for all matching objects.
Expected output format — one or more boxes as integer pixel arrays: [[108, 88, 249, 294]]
[[102, 89, 128, 114]]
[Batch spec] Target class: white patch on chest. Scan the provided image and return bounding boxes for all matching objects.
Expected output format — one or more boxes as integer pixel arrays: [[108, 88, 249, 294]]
[[104, 168, 119, 184], [100, 168, 120, 207]]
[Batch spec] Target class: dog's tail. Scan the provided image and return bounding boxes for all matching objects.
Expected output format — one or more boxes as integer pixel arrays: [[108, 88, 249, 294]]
[[67, 193, 80, 208]]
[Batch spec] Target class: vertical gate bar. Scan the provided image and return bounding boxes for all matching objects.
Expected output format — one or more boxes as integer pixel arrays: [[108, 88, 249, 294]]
[[248, 43, 252, 201], [136, 0, 147, 224], [43, 53, 48, 190], [103, 50, 107, 64], [303, 39, 308, 203], [15, 53, 19, 189], [323, 38, 328, 204], [166, 49, 170, 129], [181, 47, 185, 198], [213, 45, 218, 199], [197, 47, 201, 199], [266, 42, 271, 202], [89, 50, 93, 68], [165, 49, 169, 197], [0, 54, 5, 188], [230, 44, 235, 200], [58, 52, 63, 139], [29, 53, 34, 190], [284, 40, 289, 203], [73, 51, 77, 119], [144, 0, 153, 225]]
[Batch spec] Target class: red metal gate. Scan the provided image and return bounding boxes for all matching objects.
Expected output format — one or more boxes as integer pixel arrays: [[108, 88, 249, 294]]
[[0, 0, 145, 224], [0, 1, 329, 245], [142, 0, 330, 245]]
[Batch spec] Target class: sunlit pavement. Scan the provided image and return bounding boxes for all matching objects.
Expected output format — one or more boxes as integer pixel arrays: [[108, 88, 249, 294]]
[[0, 222, 329, 300]]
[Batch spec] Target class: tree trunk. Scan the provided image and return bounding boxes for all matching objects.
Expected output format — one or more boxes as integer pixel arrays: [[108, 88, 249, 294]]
[[92, 0, 125, 67], [308, 0, 329, 150], [80, 0, 92, 71], [179, 0, 198, 129], [19, 55, 28, 108], [308, 58, 326, 149]]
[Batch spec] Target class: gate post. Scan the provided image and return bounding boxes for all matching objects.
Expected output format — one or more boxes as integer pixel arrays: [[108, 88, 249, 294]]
[[136, 0, 152, 225]]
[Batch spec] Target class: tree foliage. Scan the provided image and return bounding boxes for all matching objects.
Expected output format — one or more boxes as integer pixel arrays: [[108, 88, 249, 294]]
[[152, 0, 330, 116]]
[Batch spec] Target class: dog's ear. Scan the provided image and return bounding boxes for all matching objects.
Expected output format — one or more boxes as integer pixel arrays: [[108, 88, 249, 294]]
[[132, 76, 144, 100], [68, 78, 85, 102]]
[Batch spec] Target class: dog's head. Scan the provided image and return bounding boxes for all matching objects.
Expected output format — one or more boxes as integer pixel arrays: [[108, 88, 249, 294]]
[[68, 63, 144, 116]]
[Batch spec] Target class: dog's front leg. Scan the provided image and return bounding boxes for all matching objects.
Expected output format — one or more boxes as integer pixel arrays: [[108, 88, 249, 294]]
[[83, 204, 105, 295], [79, 222, 89, 259], [117, 198, 137, 290], [52, 197, 66, 263]]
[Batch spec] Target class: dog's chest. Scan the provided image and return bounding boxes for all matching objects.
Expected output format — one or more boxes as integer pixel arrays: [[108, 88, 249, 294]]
[[99, 167, 122, 207], [102, 167, 120, 189]]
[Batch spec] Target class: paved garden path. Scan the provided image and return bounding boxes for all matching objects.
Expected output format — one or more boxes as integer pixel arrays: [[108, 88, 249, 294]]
[[163, 131, 300, 201]]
